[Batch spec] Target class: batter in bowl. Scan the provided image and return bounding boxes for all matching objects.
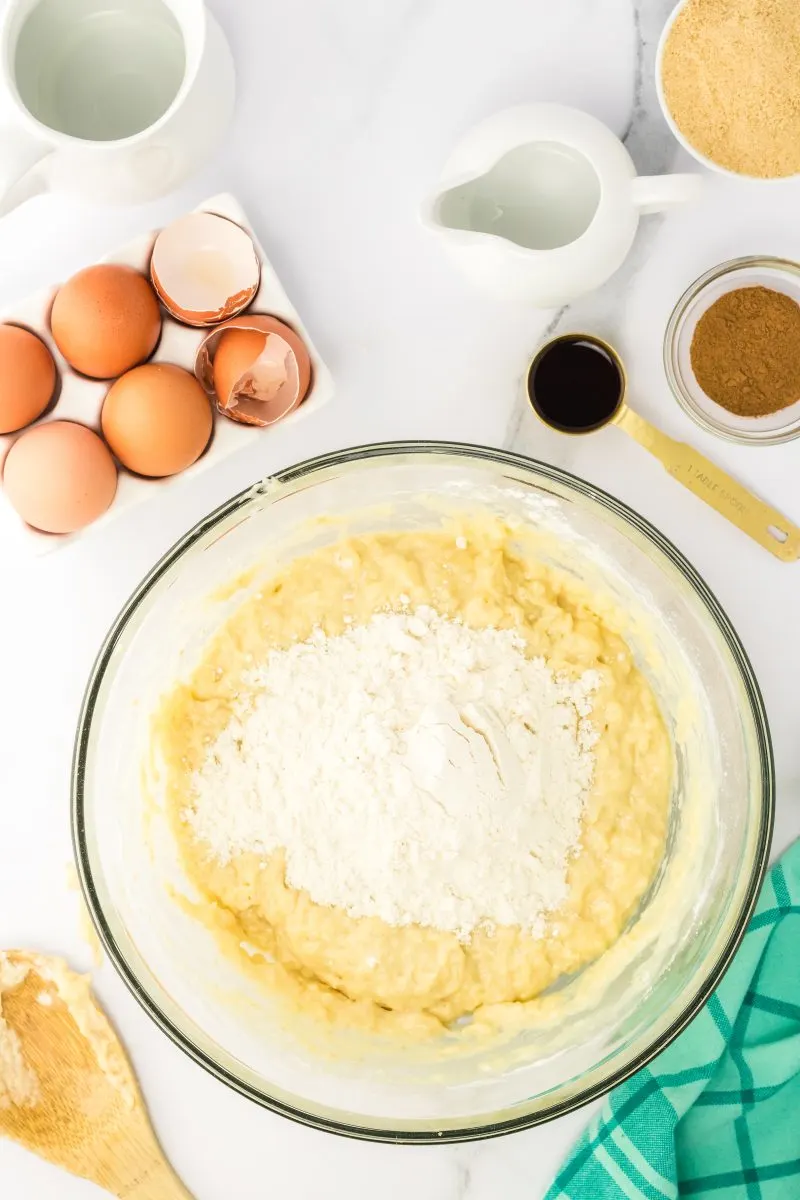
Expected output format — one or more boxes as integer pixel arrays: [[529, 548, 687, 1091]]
[[154, 516, 672, 1041]]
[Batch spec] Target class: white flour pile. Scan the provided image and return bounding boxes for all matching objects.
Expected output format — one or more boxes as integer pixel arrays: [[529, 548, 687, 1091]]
[[187, 608, 601, 940]]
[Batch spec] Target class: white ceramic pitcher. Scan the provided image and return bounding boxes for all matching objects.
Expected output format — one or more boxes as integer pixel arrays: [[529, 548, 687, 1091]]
[[422, 104, 702, 307], [0, 0, 235, 213]]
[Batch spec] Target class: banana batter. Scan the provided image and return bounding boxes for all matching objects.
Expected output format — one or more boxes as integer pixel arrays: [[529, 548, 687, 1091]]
[[154, 518, 672, 1040]]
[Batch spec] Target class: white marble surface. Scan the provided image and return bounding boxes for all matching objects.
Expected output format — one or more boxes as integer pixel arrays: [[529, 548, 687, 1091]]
[[0, 1, 799, 1197]]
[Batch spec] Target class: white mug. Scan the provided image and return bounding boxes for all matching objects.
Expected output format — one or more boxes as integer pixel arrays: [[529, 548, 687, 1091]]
[[0, 0, 235, 213]]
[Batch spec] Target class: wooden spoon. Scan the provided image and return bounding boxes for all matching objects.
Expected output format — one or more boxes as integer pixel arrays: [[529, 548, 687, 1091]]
[[0, 950, 192, 1199]]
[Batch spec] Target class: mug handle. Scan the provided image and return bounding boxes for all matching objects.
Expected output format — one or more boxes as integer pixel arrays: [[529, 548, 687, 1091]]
[[630, 173, 703, 215], [0, 126, 52, 217]]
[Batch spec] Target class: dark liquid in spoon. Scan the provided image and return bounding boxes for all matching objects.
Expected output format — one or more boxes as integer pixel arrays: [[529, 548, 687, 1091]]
[[527, 336, 623, 432]]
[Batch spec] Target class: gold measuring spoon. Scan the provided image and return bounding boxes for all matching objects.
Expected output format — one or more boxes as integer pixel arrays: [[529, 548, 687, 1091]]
[[526, 334, 800, 562], [0, 950, 192, 1199]]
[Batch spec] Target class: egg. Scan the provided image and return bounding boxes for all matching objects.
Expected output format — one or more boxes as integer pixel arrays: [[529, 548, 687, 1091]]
[[196, 315, 312, 426], [0, 324, 57, 433], [151, 212, 261, 326], [2, 421, 117, 533], [51, 264, 161, 379], [102, 363, 212, 477]]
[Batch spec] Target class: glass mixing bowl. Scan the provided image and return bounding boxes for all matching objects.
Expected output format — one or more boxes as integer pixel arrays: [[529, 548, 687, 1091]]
[[73, 443, 773, 1143]]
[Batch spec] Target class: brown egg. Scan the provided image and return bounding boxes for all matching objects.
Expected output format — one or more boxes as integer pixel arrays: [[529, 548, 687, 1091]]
[[102, 363, 212, 477], [51, 264, 161, 379], [3, 421, 117, 533], [0, 324, 57, 434]]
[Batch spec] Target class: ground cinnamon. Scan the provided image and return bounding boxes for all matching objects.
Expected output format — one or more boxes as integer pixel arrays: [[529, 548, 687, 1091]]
[[689, 286, 800, 418]]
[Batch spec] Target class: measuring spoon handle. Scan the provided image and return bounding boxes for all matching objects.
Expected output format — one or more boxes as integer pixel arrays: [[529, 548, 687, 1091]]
[[616, 407, 800, 562]]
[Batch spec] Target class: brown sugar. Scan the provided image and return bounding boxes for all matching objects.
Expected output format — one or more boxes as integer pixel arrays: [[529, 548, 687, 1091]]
[[690, 286, 800, 417], [661, 0, 800, 178]]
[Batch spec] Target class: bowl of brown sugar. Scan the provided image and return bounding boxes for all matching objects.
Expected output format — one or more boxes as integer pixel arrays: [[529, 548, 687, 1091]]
[[657, 0, 800, 179], [664, 257, 800, 445]]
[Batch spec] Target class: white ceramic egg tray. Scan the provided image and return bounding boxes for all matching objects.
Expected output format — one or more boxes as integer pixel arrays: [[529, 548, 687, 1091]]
[[0, 193, 334, 555]]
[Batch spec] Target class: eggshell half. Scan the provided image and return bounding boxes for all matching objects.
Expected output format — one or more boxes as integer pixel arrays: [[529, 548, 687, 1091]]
[[3, 421, 117, 533], [195, 315, 312, 426], [151, 212, 261, 327]]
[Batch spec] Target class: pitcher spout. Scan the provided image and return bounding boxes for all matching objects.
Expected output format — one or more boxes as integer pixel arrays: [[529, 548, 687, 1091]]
[[420, 174, 487, 238]]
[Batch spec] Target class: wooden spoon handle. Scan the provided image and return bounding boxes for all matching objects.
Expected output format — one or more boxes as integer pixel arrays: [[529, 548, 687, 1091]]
[[120, 1152, 194, 1200], [98, 1129, 194, 1199]]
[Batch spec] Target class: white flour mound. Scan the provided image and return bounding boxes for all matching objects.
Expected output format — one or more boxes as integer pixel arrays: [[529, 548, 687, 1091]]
[[187, 607, 601, 940]]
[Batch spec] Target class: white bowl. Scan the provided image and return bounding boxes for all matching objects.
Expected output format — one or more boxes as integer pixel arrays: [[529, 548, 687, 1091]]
[[655, 0, 800, 182]]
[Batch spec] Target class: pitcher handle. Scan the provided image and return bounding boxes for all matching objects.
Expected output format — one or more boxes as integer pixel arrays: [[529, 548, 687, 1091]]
[[0, 126, 52, 217], [630, 173, 703, 216]]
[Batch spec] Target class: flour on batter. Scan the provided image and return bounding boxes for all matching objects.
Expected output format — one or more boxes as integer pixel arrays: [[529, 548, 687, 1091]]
[[155, 518, 672, 1039], [187, 607, 601, 941]]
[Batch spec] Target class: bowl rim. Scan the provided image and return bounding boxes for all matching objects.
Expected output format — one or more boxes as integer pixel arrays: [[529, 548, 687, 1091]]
[[664, 255, 800, 446], [71, 440, 775, 1143]]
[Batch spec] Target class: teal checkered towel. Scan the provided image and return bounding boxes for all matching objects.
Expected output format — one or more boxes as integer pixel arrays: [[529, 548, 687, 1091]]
[[547, 840, 800, 1199]]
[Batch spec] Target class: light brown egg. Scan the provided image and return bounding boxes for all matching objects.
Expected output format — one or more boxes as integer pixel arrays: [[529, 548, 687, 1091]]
[[196, 315, 312, 426], [51, 264, 161, 379], [102, 362, 212, 477], [0, 324, 57, 434], [3, 421, 117, 533]]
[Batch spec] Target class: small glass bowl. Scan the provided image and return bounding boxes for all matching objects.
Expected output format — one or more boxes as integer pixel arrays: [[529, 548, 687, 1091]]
[[664, 256, 800, 446]]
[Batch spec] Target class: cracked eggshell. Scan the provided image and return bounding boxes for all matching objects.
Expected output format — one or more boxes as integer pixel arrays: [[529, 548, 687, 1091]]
[[195, 315, 312, 427], [150, 212, 261, 327]]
